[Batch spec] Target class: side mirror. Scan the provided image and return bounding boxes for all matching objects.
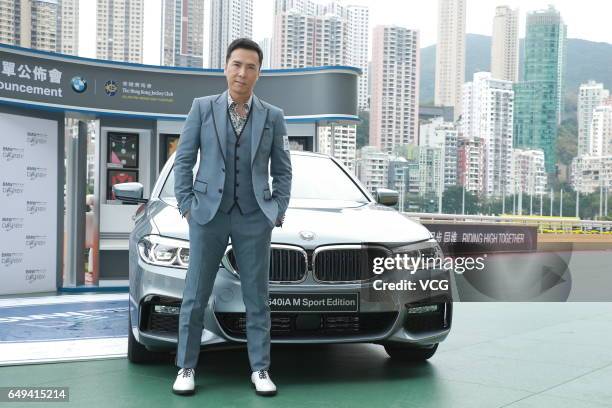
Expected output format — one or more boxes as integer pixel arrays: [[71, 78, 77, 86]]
[[375, 188, 399, 206], [113, 182, 148, 204]]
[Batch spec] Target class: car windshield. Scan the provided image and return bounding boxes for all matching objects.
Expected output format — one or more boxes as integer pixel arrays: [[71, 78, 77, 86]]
[[159, 153, 370, 203]]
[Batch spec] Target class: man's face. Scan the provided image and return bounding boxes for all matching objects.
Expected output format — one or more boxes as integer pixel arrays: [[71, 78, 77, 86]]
[[224, 48, 260, 99]]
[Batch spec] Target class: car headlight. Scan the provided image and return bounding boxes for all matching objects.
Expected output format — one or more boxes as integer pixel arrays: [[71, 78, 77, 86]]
[[390, 239, 444, 270], [422, 239, 445, 260], [221, 246, 240, 279], [138, 235, 190, 269]]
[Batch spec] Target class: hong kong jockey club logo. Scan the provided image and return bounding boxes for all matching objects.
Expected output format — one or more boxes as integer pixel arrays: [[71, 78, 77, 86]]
[[70, 76, 87, 93], [104, 80, 118, 96]]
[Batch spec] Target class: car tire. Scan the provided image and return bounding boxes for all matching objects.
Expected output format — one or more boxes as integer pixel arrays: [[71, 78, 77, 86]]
[[128, 311, 156, 364], [383, 343, 439, 361]]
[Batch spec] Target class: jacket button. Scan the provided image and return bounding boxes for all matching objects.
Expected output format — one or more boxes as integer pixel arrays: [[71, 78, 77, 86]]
[[236, 183, 240, 187], [236, 156, 240, 160], [236, 143, 240, 147], [236, 170, 240, 174], [218, 188, 223, 193], [221, 168, 225, 172]]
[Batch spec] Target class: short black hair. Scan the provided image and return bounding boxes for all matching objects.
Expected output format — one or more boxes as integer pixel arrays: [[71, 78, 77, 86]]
[[225, 38, 263, 68]]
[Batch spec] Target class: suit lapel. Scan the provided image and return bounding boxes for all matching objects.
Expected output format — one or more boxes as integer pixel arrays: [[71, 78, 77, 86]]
[[251, 94, 268, 166], [212, 91, 227, 162]]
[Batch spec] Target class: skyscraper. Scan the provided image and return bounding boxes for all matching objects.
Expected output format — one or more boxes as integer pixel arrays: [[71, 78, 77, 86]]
[[209, 0, 253, 69], [578, 81, 610, 156], [0, 0, 18, 45], [590, 102, 612, 157], [355, 146, 389, 194], [491, 5, 519, 82], [272, 0, 368, 172], [418, 146, 444, 197], [272, 0, 369, 110], [318, 124, 357, 172], [513, 6, 567, 174], [370, 25, 420, 153], [96, 0, 144, 63], [434, 0, 466, 119], [257, 37, 272, 69], [25, 0, 58, 52], [511, 149, 547, 195], [462, 72, 514, 197], [58, 0, 78, 55], [419, 117, 458, 188], [0, 0, 78, 55], [572, 93, 612, 193], [571, 156, 612, 194], [161, 0, 204, 68], [457, 136, 484, 194], [346, 4, 369, 111]]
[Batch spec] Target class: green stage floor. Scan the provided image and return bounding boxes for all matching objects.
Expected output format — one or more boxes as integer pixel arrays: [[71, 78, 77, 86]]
[[1, 302, 611, 408]]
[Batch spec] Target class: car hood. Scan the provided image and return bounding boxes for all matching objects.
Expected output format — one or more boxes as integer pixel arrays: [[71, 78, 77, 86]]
[[151, 198, 432, 247]]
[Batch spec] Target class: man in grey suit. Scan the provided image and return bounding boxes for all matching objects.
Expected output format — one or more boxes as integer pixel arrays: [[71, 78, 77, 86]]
[[171, 38, 292, 397]]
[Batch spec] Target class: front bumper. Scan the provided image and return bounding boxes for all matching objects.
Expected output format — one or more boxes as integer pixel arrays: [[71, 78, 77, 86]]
[[130, 258, 453, 351]]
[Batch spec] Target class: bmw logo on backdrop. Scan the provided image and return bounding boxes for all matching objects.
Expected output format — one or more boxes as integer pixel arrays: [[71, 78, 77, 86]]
[[70, 76, 87, 93]]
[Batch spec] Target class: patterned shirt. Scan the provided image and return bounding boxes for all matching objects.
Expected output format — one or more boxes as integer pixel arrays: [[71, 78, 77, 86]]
[[227, 92, 253, 136]]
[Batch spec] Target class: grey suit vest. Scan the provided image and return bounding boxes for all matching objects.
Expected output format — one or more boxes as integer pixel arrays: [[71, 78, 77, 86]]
[[218, 109, 259, 214]]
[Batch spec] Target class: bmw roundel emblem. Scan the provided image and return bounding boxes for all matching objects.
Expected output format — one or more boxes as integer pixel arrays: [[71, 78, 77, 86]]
[[104, 80, 118, 96], [299, 231, 315, 241], [70, 76, 87, 93]]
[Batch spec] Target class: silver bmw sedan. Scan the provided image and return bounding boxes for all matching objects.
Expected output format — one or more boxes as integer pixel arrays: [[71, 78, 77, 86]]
[[116, 150, 453, 364]]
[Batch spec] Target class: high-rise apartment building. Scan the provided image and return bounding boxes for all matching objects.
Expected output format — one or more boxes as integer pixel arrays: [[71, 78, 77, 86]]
[[511, 148, 547, 195], [27, 0, 58, 51], [0, 0, 78, 55], [57, 0, 78, 55], [369, 25, 419, 153], [273, 0, 368, 171], [0, 0, 18, 45], [209, 0, 253, 69], [434, 0, 466, 119], [491, 5, 519, 83], [457, 136, 484, 195], [346, 4, 369, 111], [96, 0, 144, 63], [572, 95, 612, 193], [318, 124, 357, 173], [419, 117, 457, 188], [578, 81, 610, 156], [161, 0, 204, 68], [590, 102, 612, 157], [257, 37, 272, 69], [355, 146, 389, 194], [272, 0, 369, 110], [571, 155, 612, 194], [462, 72, 514, 197], [388, 156, 416, 197], [418, 146, 443, 197]]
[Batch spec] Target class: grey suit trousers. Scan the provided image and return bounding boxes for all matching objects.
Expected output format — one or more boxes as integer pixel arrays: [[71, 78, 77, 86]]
[[175, 206, 274, 371]]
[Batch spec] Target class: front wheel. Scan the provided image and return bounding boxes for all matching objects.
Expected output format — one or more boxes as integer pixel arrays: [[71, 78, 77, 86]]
[[383, 343, 438, 361]]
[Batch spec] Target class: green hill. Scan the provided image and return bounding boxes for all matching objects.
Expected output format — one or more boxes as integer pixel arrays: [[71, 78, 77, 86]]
[[419, 33, 612, 110]]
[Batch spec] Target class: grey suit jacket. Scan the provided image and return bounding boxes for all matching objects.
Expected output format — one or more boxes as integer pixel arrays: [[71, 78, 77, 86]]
[[173, 90, 292, 226]]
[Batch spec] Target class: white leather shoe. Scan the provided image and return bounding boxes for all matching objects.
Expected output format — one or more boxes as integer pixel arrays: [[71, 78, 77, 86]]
[[172, 368, 195, 395], [251, 370, 277, 396]]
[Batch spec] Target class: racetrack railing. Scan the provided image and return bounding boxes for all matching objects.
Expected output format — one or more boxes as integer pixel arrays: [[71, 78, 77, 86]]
[[401, 212, 612, 234]]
